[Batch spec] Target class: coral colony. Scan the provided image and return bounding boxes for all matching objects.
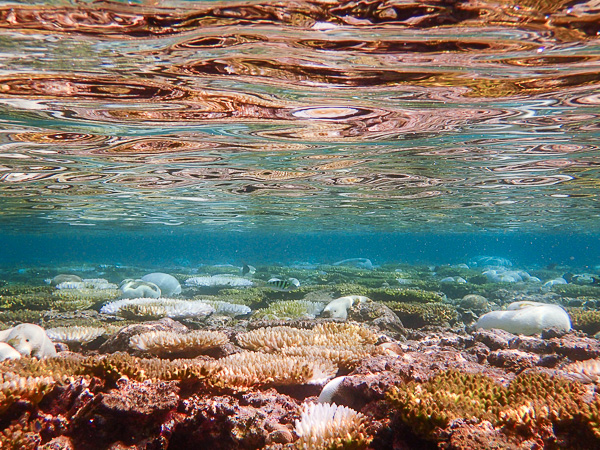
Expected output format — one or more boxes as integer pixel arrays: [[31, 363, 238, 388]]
[[2, 259, 600, 448]]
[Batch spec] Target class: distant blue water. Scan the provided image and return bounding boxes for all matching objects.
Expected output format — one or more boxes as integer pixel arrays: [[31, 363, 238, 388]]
[[1, 231, 598, 269]]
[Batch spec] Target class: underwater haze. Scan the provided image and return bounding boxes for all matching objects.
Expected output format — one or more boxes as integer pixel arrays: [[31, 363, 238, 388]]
[[0, 0, 599, 263]]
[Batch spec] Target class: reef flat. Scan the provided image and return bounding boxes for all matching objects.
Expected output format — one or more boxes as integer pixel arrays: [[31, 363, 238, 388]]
[[1, 259, 600, 449]]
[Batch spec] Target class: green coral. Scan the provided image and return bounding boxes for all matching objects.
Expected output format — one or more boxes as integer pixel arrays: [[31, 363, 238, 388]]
[[252, 300, 324, 321], [567, 307, 600, 335], [387, 370, 589, 437], [384, 302, 458, 328], [0, 310, 44, 327], [215, 288, 267, 308], [554, 284, 600, 299]]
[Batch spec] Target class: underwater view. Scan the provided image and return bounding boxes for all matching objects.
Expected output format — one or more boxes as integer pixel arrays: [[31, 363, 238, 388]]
[[1, 0, 600, 448]]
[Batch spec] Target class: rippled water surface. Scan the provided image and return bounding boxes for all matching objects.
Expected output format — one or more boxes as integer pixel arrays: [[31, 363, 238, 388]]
[[1, 0, 600, 233]]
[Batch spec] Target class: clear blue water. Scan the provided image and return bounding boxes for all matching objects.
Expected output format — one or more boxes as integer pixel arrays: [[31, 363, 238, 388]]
[[0, 0, 599, 267]]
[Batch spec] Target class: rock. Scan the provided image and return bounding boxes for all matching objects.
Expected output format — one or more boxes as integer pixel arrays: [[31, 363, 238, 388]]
[[487, 349, 540, 372], [472, 329, 513, 350], [70, 378, 179, 448]]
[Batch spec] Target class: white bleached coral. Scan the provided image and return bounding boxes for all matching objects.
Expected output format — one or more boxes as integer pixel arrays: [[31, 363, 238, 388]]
[[56, 278, 118, 290], [476, 301, 571, 336], [46, 326, 106, 344], [252, 300, 324, 320], [119, 279, 161, 299], [141, 273, 181, 296], [321, 295, 370, 320], [0, 323, 56, 358], [200, 300, 251, 317], [0, 342, 21, 361], [563, 359, 600, 383], [100, 298, 215, 319], [294, 402, 371, 449], [185, 275, 253, 288]]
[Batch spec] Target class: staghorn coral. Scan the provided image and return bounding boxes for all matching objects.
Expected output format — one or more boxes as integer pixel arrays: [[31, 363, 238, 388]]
[[129, 330, 229, 357], [294, 402, 372, 450], [384, 302, 459, 328], [387, 369, 589, 437], [216, 351, 337, 389], [100, 298, 215, 320], [45, 326, 106, 345], [252, 300, 324, 321], [236, 323, 378, 352]]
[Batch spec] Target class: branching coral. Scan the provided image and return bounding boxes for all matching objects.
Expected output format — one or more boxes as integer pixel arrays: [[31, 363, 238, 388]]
[[185, 275, 253, 288], [129, 330, 229, 357], [384, 302, 459, 328], [236, 323, 378, 352], [387, 370, 590, 437], [252, 300, 325, 321], [0, 414, 42, 449], [216, 352, 337, 389], [100, 298, 215, 320], [294, 402, 372, 449], [198, 300, 251, 317], [0, 371, 55, 414], [567, 307, 600, 335], [279, 345, 378, 370]]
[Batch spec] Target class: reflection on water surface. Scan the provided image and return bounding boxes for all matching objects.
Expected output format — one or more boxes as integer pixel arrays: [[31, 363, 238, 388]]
[[0, 0, 599, 232]]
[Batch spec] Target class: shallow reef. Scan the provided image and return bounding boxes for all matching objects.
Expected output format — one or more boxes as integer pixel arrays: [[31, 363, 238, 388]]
[[0, 261, 600, 449]]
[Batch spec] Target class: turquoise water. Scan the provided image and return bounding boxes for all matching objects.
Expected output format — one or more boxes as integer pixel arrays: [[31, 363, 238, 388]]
[[0, 0, 599, 264]]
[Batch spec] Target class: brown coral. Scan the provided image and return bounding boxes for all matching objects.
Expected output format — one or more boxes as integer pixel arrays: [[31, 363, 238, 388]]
[[129, 330, 229, 357]]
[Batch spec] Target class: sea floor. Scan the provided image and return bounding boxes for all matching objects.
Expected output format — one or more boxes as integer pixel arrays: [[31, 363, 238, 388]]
[[1, 258, 600, 449]]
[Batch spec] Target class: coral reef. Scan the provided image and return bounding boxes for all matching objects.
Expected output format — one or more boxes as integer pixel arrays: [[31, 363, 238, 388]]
[[252, 300, 324, 321], [100, 298, 215, 320], [384, 302, 459, 328], [294, 402, 371, 449], [129, 330, 229, 357]]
